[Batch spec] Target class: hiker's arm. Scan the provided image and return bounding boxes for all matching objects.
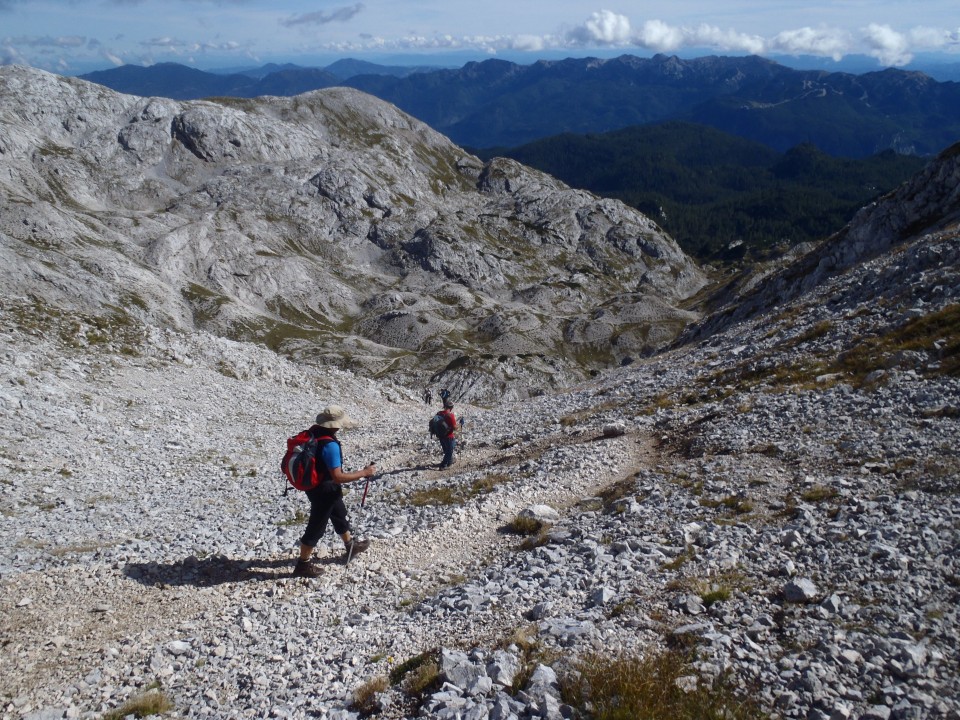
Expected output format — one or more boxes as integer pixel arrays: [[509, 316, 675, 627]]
[[329, 463, 376, 484]]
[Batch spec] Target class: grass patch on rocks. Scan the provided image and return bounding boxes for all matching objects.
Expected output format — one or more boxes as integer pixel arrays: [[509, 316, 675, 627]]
[[276, 510, 308, 527], [503, 515, 554, 550], [403, 473, 511, 507], [800, 485, 839, 503], [498, 624, 561, 694], [662, 545, 697, 571], [561, 649, 765, 720], [709, 303, 960, 395], [504, 515, 544, 535], [351, 675, 389, 715], [700, 493, 755, 516], [101, 690, 173, 720], [837, 303, 960, 380], [389, 649, 441, 697], [596, 475, 641, 512], [699, 584, 732, 607]]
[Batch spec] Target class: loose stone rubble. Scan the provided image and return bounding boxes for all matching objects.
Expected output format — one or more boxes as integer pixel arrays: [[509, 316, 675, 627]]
[[1, 201, 958, 720]]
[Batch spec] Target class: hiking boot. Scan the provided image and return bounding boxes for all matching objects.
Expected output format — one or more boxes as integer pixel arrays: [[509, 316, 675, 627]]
[[292, 559, 321, 578], [344, 538, 370, 559]]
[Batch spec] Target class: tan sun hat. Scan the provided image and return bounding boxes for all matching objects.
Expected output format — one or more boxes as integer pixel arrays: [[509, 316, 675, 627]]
[[315, 405, 358, 429]]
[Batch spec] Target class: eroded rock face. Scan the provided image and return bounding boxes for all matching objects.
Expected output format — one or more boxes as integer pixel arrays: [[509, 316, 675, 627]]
[[0, 65, 706, 401]]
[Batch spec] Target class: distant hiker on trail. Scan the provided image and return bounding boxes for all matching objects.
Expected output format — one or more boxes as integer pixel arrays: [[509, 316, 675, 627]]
[[424, 387, 433, 405], [291, 405, 375, 579], [430, 397, 458, 470]]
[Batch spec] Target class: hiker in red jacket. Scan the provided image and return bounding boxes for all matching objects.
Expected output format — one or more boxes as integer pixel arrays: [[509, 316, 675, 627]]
[[436, 398, 458, 470]]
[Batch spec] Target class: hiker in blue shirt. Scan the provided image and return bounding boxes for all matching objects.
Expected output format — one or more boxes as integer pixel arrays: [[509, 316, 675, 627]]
[[293, 405, 375, 578]]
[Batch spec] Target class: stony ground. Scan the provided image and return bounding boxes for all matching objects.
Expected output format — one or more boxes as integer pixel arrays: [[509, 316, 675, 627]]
[[1, 226, 959, 720]]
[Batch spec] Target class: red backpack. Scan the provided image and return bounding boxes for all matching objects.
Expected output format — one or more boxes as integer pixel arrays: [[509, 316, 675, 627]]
[[281, 431, 337, 495]]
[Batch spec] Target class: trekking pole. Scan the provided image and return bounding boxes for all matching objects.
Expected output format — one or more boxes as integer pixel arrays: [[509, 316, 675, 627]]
[[346, 462, 377, 566], [360, 477, 371, 507]]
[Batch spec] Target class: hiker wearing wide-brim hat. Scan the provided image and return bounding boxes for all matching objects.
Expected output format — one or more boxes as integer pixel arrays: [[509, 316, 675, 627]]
[[293, 405, 375, 578]]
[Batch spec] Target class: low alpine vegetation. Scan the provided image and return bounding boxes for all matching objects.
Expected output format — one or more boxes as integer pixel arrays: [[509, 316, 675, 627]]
[[388, 649, 441, 697], [503, 515, 554, 550], [276, 510, 308, 526], [503, 515, 544, 536], [699, 583, 732, 607], [662, 545, 696, 571], [561, 649, 765, 720], [800, 485, 839, 503], [101, 690, 173, 720], [700, 493, 755, 516], [403, 474, 511, 507], [351, 675, 389, 714]]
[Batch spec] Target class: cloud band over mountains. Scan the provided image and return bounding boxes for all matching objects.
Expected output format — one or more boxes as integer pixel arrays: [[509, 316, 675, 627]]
[[1, 4, 958, 71]]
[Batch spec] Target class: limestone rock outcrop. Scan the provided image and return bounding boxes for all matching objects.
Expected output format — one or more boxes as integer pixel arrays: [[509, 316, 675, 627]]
[[0, 65, 706, 402]]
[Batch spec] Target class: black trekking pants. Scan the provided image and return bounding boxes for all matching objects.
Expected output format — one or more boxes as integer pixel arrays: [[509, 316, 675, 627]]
[[301, 481, 350, 547]]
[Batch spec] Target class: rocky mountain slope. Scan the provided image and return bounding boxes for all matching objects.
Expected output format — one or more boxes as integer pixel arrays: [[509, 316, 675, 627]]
[[0, 65, 704, 404], [1, 66, 958, 720]]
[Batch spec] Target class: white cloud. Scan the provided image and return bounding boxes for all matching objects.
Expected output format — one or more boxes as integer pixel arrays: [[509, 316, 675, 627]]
[[568, 10, 632, 45], [906, 26, 957, 50], [101, 48, 124, 66], [6, 35, 88, 49], [142, 36, 189, 50], [862, 23, 912, 66], [633, 20, 763, 55], [636, 19, 685, 52], [1, 44, 26, 65], [771, 26, 851, 61], [688, 24, 765, 54], [509, 34, 546, 52]]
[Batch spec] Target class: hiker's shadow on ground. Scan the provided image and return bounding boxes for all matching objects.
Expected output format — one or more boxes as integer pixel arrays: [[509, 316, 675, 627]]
[[123, 554, 341, 588]]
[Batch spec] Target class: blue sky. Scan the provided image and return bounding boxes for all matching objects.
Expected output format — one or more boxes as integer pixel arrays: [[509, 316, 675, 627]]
[[2, 1, 958, 74]]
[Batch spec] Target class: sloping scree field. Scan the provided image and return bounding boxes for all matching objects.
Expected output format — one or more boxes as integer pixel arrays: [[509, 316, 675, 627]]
[[2, 207, 959, 720]]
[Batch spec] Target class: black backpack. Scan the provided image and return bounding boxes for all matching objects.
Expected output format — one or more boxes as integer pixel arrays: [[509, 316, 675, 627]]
[[428, 412, 452, 438]]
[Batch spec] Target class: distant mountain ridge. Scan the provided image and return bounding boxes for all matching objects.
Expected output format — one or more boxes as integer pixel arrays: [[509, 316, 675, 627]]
[[79, 54, 960, 157], [78, 59, 439, 100]]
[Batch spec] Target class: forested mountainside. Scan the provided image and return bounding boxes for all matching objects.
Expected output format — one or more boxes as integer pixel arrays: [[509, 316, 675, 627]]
[[478, 122, 927, 260]]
